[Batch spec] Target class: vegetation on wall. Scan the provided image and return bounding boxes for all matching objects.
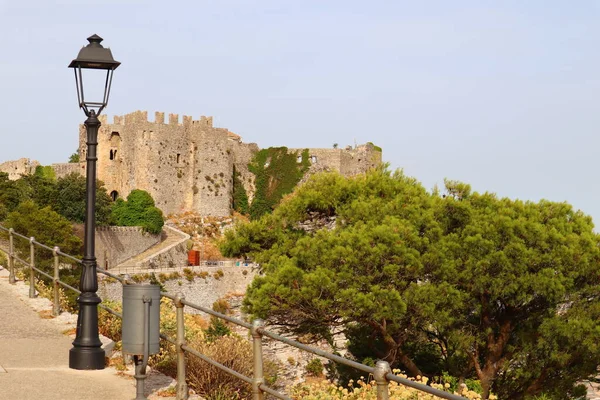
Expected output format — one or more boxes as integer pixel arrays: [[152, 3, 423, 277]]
[[34, 165, 56, 180], [247, 147, 310, 220], [232, 166, 249, 215], [367, 141, 382, 152], [111, 189, 164, 234], [221, 167, 600, 399]]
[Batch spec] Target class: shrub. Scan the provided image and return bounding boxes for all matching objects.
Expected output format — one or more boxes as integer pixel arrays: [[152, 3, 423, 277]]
[[213, 269, 224, 280], [186, 334, 277, 399], [183, 267, 195, 282], [204, 318, 231, 343], [141, 206, 164, 234], [98, 300, 123, 343], [212, 299, 231, 315], [305, 358, 324, 377], [197, 271, 209, 280], [291, 371, 490, 399]]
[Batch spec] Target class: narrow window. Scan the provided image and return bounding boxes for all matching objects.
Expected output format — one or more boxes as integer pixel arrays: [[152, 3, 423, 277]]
[[109, 150, 114, 160], [110, 191, 118, 201], [177, 153, 181, 163]]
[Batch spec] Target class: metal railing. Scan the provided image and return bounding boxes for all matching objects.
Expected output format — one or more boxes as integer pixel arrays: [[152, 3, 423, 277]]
[[0, 225, 466, 400]]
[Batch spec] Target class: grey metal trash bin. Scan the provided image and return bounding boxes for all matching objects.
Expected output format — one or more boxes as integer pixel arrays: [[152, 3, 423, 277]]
[[122, 284, 160, 356]]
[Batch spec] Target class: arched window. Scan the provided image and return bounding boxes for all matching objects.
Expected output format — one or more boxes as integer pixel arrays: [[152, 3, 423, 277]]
[[109, 132, 121, 161], [110, 191, 119, 201]]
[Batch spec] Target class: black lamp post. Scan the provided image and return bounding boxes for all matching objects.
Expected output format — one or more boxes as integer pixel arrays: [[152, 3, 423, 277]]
[[68, 34, 120, 370]]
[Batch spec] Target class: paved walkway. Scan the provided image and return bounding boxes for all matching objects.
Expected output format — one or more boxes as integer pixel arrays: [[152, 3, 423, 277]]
[[0, 271, 136, 400]]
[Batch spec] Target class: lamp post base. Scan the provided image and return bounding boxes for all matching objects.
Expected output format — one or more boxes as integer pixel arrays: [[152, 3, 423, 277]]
[[69, 347, 105, 370], [69, 290, 106, 370]]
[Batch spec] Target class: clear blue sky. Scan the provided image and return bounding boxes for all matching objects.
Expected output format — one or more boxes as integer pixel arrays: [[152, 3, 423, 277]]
[[1, 1, 599, 225]]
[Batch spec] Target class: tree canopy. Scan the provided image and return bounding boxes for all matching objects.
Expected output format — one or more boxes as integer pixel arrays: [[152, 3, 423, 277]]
[[221, 168, 600, 399], [53, 173, 113, 225], [5, 200, 82, 256], [110, 189, 164, 234], [0, 171, 112, 226]]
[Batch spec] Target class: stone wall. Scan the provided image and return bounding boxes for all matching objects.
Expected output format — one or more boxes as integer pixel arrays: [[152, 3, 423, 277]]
[[0, 158, 39, 180], [230, 140, 259, 203], [52, 162, 84, 179], [126, 225, 190, 270], [98, 266, 258, 316], [95, 226, 161, 270], [290, 143, 382, 177]]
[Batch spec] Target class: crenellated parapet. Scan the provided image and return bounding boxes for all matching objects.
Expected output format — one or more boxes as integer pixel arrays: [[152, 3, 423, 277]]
[[105, 111, 215, 128]]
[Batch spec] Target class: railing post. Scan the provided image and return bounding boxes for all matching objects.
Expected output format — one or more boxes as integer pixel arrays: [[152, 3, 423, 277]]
[[8, 228, 15, 284], [175, 292, 188, 400], [251, 319, 265, 400], [29, 237, 35, 298], [374, 360, 391, 400], [53, 247, 60, 316]]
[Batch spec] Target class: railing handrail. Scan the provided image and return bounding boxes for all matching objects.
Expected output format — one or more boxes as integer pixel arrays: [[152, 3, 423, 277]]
[[0, 225, 467, 400]]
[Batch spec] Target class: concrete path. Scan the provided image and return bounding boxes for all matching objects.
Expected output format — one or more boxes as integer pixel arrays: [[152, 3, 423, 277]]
[[0, 272, 136, 400]]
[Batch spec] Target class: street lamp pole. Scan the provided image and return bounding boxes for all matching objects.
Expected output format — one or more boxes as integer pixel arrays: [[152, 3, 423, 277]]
[[68, 34, 120, 370]]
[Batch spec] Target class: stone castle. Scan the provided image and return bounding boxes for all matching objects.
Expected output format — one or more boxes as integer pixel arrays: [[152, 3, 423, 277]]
[[0, 111, 382, 217]]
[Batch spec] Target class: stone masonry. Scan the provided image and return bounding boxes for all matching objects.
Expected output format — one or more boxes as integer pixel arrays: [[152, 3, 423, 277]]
[[0, 158, 39, 180], [0, 111, 382, 217], [95, 226, 161, 270]]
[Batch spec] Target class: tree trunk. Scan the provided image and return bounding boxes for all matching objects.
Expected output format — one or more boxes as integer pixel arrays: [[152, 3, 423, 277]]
[[473, 299, 514, 399], [369, 320, 423, 377], [396, 349, 423, 377], [523, 368, 548, 397], [479, 365, 497, 399]]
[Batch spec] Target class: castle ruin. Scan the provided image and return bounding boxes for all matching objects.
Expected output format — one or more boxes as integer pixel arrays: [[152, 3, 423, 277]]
[[0, 111, 382, 217]]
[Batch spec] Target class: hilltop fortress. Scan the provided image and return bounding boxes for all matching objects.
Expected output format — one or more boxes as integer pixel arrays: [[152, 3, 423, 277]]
[[0, 111, 382, 217]]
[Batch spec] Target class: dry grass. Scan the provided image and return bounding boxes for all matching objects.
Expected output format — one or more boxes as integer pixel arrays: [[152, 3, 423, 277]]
[[38, 309, 55, 319], [106, 356, 127, 371], [62, 327, 77, 336], [186, 334, 277, 399], [155, 386, 177, 397]]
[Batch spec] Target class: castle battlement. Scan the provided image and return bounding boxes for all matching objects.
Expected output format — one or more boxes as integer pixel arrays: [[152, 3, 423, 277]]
[[104, 111, 215, 128]]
